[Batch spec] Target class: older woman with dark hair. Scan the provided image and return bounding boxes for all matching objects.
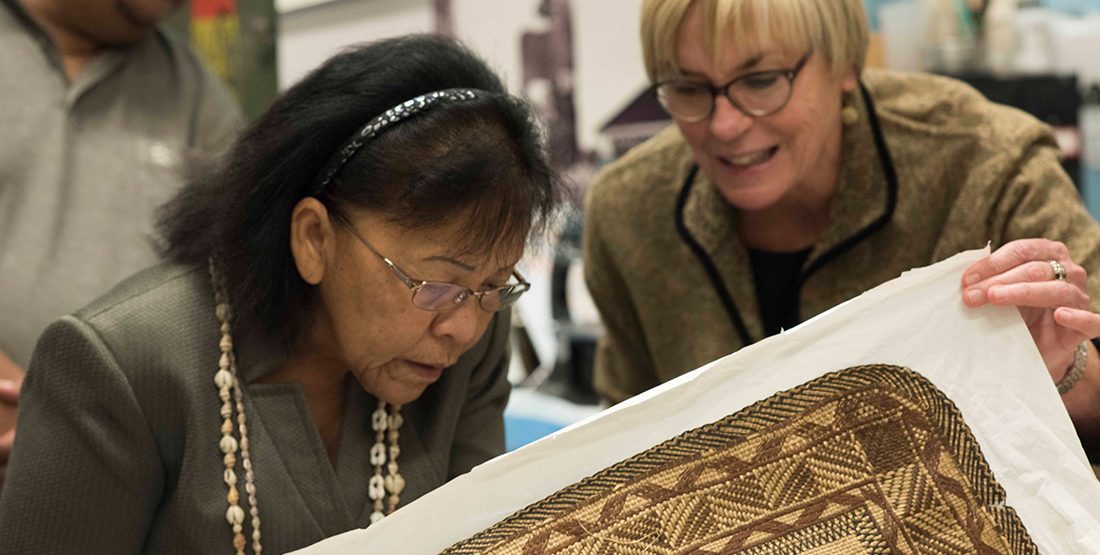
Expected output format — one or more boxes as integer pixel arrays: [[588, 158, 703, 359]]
[[0, 35, 561, 554]]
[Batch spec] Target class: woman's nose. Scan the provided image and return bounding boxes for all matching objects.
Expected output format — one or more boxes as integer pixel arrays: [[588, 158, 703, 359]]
[[431, 300, 486, 347], [709, 95, 753, 140]]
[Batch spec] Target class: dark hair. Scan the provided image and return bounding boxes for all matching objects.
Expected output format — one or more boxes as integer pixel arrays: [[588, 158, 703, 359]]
[[158, 34, 562, 345]]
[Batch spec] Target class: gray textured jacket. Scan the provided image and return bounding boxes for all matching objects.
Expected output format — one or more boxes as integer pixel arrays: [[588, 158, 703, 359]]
[[0, 263, 511, 554]]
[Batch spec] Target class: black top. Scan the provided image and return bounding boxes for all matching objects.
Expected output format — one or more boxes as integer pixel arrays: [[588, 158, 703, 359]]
[[748, 248, 811, 337]]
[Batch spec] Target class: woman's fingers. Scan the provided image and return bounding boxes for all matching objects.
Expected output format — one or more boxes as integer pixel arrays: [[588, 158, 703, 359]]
[[962, 239, 1089, 308], [0, 427, 12, 490], [963, 241, 1100, 372], [979, 280, 1090, 310], [0, 427, 12, 465], [962, 239, 1074, 287], [963, 261, 1083, 306], [0, 380, 19, 406], [1054, 307, 1100, 339]]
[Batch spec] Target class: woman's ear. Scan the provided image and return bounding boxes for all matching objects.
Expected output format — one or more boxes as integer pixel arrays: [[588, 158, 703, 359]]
[[290, 197, 335, 285], [841, 67, 859, 93]]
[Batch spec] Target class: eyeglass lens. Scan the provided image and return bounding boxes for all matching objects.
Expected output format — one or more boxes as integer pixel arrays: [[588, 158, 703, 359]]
[[657, 70, 794, 121], [411, 282, 527, 312]]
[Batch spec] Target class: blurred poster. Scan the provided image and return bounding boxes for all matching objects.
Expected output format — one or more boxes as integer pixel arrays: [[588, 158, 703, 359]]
[[521, 0, 579, 170], [191, 0, 244, 101]]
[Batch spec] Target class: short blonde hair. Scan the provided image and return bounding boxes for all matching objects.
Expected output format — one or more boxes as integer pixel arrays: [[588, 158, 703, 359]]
[[641, 0, 869, 81]]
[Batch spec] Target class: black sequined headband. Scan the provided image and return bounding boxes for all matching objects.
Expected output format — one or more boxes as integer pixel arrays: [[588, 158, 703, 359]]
[[309, 88, 486, 197]]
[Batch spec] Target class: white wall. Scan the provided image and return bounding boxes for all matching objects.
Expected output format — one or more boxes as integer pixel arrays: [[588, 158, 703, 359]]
[[276, 0, 650, 154], [451, 0, 543, 95], [278, 0, 433, 89], [573, 0, 648, 157]]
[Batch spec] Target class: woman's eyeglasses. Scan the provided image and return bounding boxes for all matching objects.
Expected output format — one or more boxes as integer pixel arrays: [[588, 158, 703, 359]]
[[654, 52, 812, 122], [335, 214, 530, 313]]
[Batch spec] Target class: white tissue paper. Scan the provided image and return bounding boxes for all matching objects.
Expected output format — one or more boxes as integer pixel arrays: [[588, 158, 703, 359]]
[[294, 248, 1100, 554]]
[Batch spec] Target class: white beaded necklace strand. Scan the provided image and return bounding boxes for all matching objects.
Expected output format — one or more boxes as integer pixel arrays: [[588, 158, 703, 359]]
[[369, 400, 405, 523], [211, 259, 262, 555], [209, 258, 404, 554]]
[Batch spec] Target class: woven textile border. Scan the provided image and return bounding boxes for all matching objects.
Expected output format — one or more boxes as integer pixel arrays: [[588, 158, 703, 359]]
[[440, 364, 1039, 555]]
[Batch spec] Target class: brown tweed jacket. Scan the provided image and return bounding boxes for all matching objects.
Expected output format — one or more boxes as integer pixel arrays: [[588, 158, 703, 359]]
[[584, 68, 1100, 405], [0, 263, 511, 554]]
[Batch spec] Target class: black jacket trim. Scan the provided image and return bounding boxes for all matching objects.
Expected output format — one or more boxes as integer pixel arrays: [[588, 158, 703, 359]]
[[674, 165, 754, 346], [674, 81, 900, 348], [800, 82, 899, 280]]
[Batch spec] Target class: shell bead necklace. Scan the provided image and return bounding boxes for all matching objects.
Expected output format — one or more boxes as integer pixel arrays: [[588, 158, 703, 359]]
[[209, 259, 403, 554]]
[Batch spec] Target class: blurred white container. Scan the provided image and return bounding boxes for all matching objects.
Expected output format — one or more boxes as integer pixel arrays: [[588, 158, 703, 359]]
[[1083, 85, 1100, 221], [1013, 8, 1061, 74], [920, 0, 979, 72], [1047, 12, 1100, 87], [880, 1, 927, 71], [985, 0, 1020, 75]]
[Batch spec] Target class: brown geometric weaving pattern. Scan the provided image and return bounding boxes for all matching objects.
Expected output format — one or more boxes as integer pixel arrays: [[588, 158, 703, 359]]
[[442, 365, 1039, 555]]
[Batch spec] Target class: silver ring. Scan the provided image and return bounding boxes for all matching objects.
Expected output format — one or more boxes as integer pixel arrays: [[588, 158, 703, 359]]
[[1050, 260, 1067, 282]]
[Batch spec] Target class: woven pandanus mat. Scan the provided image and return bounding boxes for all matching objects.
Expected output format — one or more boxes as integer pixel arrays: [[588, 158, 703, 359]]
[[442, 365, 1038, 555]]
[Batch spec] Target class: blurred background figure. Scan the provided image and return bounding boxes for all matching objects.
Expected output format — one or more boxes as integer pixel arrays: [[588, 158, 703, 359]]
[[0, 0, 244, 491]]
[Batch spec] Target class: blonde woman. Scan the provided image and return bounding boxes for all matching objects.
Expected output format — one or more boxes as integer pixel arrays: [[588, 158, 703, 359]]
[[584, 0, 1100, 461]]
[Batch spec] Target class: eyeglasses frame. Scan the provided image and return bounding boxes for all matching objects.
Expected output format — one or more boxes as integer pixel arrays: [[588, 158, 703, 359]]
[[654, 51, 813, 123], [330, 211, 530, 312]]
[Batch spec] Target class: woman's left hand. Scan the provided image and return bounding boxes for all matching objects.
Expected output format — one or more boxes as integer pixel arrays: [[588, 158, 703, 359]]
[[961, 239, 1100, 379]]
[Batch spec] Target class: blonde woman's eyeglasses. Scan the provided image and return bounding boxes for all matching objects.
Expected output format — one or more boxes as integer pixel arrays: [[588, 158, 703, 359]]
[[654, 52, 812, 122]]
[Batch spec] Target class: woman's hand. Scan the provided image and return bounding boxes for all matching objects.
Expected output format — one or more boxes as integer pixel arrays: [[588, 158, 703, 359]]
[[0, 378, 19, 492], [961, 239, 1100, 379]]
